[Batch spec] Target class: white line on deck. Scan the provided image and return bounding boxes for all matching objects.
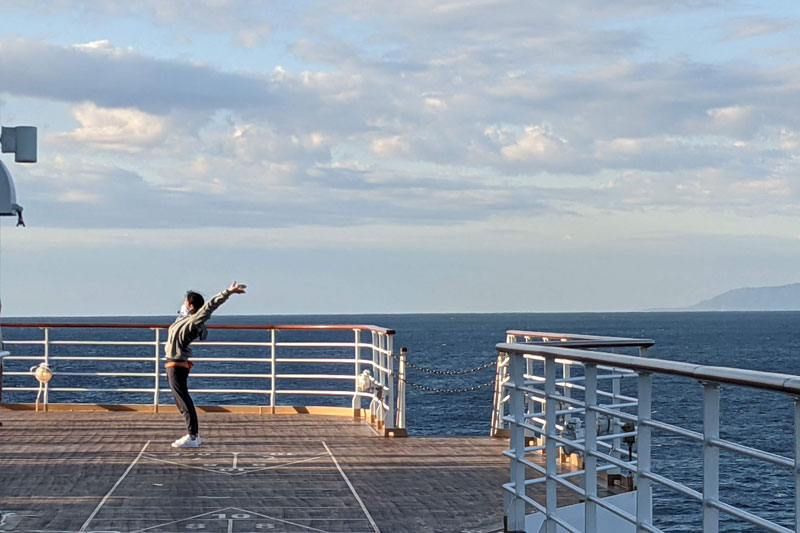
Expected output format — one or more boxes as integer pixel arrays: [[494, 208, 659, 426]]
[[79, 440, 151, 532], [321, 440, 380, 533]]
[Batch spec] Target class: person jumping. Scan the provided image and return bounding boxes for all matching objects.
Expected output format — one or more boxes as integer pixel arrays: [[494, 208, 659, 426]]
[[165, 281, 247, 448]]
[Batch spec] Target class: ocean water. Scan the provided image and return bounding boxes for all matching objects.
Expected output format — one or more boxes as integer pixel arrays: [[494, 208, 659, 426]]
[[2, 311, 799, 531]]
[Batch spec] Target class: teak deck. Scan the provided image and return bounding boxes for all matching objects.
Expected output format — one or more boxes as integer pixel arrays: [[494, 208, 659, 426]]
[[0, 410, 621, 533]]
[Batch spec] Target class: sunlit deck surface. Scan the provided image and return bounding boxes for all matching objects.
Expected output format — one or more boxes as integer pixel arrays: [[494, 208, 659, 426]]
[[0, 409, 622, 533]]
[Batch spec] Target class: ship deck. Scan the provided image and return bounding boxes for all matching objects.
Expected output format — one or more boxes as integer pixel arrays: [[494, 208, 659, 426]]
[[0, 409, 620, 533]]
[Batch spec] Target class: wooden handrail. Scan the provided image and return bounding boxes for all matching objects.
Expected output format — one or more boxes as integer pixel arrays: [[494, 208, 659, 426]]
[[0, 323, 396, 335]]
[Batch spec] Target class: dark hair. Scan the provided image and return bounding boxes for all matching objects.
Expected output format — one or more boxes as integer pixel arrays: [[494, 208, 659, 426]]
[[185, 290, 204, 310]]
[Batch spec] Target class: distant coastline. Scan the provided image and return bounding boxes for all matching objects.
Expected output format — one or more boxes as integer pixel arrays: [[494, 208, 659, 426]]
[[652, 282, 800, 312]]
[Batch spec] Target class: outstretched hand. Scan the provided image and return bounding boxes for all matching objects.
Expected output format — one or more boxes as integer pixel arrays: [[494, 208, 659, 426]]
[[227, 281, 247, 294]]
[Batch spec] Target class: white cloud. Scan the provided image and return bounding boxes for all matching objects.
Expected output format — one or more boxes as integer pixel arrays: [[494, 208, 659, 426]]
[[370, 136, 411, 158], [71, 39, 138, 57], [53, 103, 168, 152], [496, 125, 568, 161], [58, 189, 102, 203], [423, 95, 447, 112], [724, 17, 798, 41], [707, 105, 751, 124], [778, 128, 800, 151]]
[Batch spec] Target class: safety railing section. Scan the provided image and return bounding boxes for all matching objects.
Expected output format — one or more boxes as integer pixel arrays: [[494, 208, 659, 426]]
[[0, 323, 406, 433], [499, 342, 800, 533], [490, 331, 654, 438]]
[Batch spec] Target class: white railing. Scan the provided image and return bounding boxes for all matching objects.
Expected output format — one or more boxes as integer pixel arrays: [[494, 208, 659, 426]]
[[491, 331, 654, 438], [499, 341, 800, 533], [0, 322, 406, 433]]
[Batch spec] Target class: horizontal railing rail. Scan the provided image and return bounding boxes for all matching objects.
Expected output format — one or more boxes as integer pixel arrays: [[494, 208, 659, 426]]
[[0, 322, 405, 434], [499, 341, 800, 533], [3, 322, 396, 333]]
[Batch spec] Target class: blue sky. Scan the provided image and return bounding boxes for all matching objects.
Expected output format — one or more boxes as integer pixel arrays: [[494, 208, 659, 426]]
[[0, 1, 798, 316]]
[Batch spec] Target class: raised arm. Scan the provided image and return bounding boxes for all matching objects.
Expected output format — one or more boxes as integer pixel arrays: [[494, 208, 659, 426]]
[[191, 282, 247, 324]]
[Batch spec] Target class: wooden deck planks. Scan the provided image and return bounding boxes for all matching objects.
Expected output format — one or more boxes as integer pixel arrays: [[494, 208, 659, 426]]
[[0, 410, 618, 533]]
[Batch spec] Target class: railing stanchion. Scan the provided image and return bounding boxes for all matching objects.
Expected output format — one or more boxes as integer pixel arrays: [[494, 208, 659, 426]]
[[585, 363, 598, 533], [370, 331, 379, 423], [611, 347, 622, 473], [43, 327, 50, 407], [397, 345, 406, 430], [505, 351, 526, 532], [153, 328, 160, 412], [702, 381, 721, 533], [544, 354, 557, 533], [636, 371, 653, 531], [490, 352, 508, 437], [269, 329, 276, 414], [794, 397, 800, 533], [562, 359, 571, 425], [385, 333, 395, 431], [352, 329, 361, 412]]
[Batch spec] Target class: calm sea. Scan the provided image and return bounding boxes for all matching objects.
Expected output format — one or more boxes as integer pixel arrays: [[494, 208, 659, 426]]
[[2, 311, 799, 531]]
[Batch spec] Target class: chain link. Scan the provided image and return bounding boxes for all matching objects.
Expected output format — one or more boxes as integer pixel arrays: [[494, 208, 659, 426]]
[[397, 375, 497, 393], [402, 358, 497, 375]]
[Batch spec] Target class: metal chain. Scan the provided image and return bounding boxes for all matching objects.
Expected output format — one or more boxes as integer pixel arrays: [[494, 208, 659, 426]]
[[397, 375, 497, 393], [402, 357, 497, 375]]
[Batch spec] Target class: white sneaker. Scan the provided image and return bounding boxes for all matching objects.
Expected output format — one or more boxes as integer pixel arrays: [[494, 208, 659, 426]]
[[171, 434, 201, 448]]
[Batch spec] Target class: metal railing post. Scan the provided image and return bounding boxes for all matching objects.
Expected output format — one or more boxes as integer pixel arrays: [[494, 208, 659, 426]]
[[490, 352, 508, 437], [490, 334, 515, 438], [636, 372, 653, 531], [584, 363, 598, 533], [506, 351, 526, 532], [0, 352, 4, 409], [397, 346, 406, 430], [702, 381, 721, 533], [794, 398, 800, 533], [352, 329, 362, 411], [385, 333, 396, 430], [562, 359, 571, 424], [544, 354, 557, 533], [269, 329, 276, 413], [43, 327, 50, 406], [370, 331, 379, 423], [611, 347, 622, 469], [153, 328, 160, 412]]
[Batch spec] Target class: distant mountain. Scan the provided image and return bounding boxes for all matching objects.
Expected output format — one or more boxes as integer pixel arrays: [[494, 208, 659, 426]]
[[687, 282, 800, 311]]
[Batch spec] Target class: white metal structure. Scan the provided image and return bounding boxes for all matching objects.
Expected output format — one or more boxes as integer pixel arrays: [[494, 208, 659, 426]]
[[0, 125, 37, 163], [0, 124, 35, 220], [491, 331, 653, 438], [499, 340, 800, 533], [0, 322, 406, 433]]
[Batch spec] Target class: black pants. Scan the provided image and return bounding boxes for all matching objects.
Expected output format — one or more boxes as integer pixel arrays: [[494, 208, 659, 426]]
[[167, 366, 198, 436]]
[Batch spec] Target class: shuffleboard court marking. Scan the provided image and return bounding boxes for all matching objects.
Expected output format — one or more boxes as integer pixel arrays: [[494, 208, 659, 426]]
[[141, 451, 327, 475], [130, 506, 330, 533], [322, 441, 380, 533], [0, 509, 39, 531], [78, 440, 151, 532]]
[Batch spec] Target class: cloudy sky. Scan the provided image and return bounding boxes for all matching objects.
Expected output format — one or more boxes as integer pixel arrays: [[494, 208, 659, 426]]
[[0, 1, 798, 316]]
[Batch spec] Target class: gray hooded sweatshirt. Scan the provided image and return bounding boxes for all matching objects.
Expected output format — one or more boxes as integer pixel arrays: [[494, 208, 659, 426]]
[[165, 290, 231, 362]]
